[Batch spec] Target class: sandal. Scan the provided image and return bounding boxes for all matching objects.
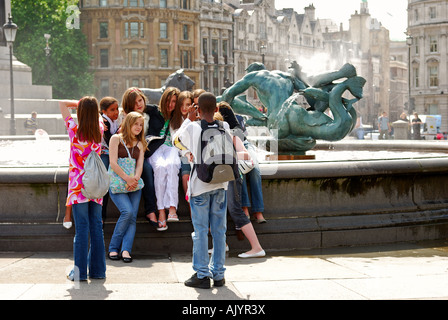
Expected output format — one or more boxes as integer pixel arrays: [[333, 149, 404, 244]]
[[253, 213, 267, 224], [145, 212, 158, 227], [157, 220, 168, 231], [167, 213, 179, 222]]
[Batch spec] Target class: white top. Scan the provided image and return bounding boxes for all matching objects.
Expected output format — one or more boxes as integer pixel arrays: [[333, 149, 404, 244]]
[[173, 118, 230, 197]]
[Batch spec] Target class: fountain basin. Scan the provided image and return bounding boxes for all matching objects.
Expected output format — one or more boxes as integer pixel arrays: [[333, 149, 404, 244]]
[[0, 139, 448, 253]]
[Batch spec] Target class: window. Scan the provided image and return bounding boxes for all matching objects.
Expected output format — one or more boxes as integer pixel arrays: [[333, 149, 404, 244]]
[[203, 38, 208, 56], [160, 23, 167, 39], [180, 0, 190, 9], [100, 0, 108, 7], [183, 25, 189, 40], [100, 79, 109, 97], [124, 21, 144, 39], [100, 49, 108, 68], [160, 0, 166, 8], [429, 66, 438, 87], [124, 0, 143, 7], [430, 36, 438, 53], [248, 41, 255, 52], [161, 49, 168, 67], [222, 40, 228, 64], [131, 49, 138, 67], [212, 39, 218, 64], [99, 22, 108, 39], [181, 50, 192, 69], [428, 104, 438, 115], [429, 7, 436, 19], [413, 66, 419, 88], [414, 9, 419, 21]]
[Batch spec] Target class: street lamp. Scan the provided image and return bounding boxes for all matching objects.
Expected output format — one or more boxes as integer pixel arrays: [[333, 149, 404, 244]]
[[3, 14, 18, 135], [406, 34, 413, 113], [44, 34, 51, 85], [260, 44, 266, 65]]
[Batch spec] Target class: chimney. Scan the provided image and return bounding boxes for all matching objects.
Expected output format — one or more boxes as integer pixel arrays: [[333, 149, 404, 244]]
[[305, 3, 316, 21]]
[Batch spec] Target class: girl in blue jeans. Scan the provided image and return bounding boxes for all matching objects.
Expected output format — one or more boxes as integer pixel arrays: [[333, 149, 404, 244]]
[[60, 98, 106, 281], [108, 112, 147, 263]]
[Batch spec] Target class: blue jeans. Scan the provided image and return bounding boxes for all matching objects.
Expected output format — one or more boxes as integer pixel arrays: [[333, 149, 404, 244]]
[[190, 188, 227, 281], [227, 179, 251, 229], [72, 201, 106, 280], [241, 141, 264, 213], [108, 189, 142, 254], [241, 166, 264, 212]]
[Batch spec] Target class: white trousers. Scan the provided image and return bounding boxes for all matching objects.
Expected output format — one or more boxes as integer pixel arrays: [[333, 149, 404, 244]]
[[148, 144, 181, 210]]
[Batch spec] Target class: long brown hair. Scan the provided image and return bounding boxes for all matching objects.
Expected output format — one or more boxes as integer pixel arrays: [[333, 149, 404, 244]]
[[121, 87, 147, 114], [171, 90, 193, 130], [77, 96, 102, 143], [120, 112, 148, 150], [159, 87, 180, 121]]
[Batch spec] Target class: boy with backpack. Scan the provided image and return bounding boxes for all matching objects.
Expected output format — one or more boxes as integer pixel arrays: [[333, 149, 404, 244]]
[[173, 92, 248, 289]]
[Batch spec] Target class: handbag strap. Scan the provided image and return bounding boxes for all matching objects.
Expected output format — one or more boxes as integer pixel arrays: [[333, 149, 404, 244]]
[[120, 138, 133, 158]]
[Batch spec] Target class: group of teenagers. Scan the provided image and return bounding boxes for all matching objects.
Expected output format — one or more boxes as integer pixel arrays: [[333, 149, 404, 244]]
[[60, 86, 267, 288]]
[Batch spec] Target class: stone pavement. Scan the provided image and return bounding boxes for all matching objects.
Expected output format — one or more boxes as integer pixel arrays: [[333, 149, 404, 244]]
[[0, 240, 448, 302]]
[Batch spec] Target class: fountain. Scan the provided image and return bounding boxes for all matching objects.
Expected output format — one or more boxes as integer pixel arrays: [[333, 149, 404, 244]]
[[1, 62, 448, 253]]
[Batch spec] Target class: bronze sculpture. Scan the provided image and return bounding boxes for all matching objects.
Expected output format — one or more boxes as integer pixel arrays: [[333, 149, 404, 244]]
[[219, 61, 366, 154]]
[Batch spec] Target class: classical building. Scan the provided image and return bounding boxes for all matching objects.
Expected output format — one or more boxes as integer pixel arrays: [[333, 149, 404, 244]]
[[323, 1, 391, 126], [79, 0, 201, 100], [198, 0, 234, 95], [407, 0, 448, 132]]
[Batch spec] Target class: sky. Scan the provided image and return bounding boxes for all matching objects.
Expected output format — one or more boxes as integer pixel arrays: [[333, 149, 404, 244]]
[[275, 0, 408, 41]]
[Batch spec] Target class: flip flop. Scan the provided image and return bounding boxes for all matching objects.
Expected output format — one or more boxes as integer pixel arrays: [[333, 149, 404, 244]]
[[167, 213, 179, 222], [157, 220, 168, 231]]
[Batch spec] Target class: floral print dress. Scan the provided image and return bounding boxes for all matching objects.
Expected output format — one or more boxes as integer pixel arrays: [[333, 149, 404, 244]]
[[64, 115, 104, 206]]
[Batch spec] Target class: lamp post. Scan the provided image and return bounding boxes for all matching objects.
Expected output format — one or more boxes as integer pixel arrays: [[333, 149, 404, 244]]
[[260, 44, 266, 65], [3, 14, 18, 135], [406, 35, 413, 113], [44, 34, 51, 86]]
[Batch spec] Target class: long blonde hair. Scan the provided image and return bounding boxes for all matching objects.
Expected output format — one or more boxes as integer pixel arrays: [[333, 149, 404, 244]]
[[120, 112, 148, 151]]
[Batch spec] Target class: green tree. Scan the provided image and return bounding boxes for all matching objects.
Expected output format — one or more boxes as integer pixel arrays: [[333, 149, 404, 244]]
[[11, 0, 94, 99]]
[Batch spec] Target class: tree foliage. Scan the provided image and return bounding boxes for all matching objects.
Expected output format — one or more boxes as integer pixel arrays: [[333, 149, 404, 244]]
[[11, 0, 94, 99]]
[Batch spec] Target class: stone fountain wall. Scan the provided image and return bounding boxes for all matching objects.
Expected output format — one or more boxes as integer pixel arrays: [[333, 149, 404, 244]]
[[1, 140, 448, 252]]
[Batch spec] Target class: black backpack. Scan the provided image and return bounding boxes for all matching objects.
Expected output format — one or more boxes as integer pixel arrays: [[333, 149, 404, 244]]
[[194, 120, 239, 184]]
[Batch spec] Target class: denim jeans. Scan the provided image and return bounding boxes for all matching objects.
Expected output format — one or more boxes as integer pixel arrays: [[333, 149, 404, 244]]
[[190, 188, 227, 281], [142, 160, 157, 214], [241, 166, 264, 212], [72, 201, 106, 280], [227, 179, 251, 229], [108, 189, 142, 254], [241, 141, 264, 212]]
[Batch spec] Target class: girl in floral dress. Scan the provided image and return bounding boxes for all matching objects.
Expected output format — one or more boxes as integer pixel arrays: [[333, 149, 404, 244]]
[[60, 98, 106, 281]]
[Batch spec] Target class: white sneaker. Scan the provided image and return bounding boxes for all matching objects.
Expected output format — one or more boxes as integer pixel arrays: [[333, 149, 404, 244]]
[[238, 250, 266, 259], [63, 221, 72, 229]]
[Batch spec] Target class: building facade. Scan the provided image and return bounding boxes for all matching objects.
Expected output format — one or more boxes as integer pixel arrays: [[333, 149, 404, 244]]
[[407, 0, 448, 132], [79, 0, 201, 99], [199, 0, 234, 95]]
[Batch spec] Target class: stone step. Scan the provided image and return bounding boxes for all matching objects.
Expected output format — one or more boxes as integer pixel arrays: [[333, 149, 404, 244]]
[[1, 210, 448, 253]]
